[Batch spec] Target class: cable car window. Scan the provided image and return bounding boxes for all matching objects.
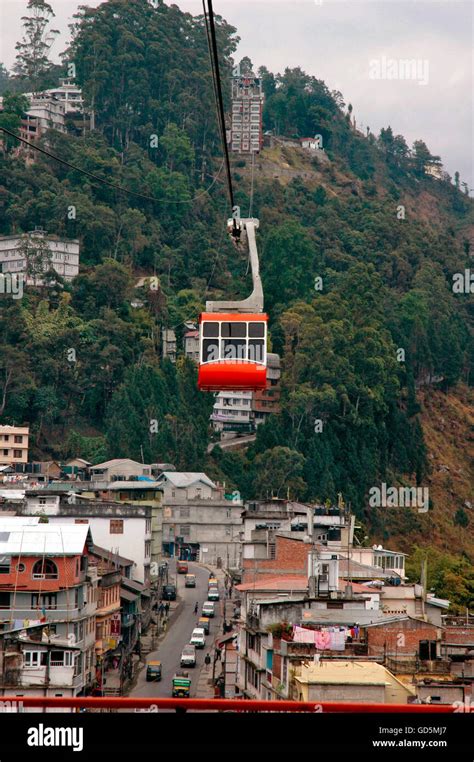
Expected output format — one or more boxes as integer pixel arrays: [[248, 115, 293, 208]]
[[221, 322, 246, 338], [248, 340, 264, 363], [222, 339, 246, 360], [202, 340, 219, 362], [248, 322, 265, 338], [202, 322, 219, 337]]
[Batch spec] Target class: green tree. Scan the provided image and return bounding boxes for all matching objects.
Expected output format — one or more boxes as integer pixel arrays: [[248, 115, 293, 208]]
[[13, 0, 59, 92]]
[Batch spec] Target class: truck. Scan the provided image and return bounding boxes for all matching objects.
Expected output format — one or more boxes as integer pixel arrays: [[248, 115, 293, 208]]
[[177, 560, 189, 574], [172, 671, 191, 698]]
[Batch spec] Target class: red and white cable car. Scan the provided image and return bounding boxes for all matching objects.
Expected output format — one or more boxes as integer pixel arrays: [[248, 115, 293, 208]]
[[198, 218, 268, 392]]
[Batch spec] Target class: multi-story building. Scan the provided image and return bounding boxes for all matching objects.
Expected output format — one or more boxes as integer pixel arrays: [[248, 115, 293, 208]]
[[0, 425, 29, 466], [42, 79, 84, 116], [22, 492, 153, 585], [251, 353, 281, 426], [0, 229, 79, 284], [229, 70, 264, 154], [158, 472, 243, 567], [211, 391, 253, 432], [184, 328, 199, 363], [0, 518, 97, 698]]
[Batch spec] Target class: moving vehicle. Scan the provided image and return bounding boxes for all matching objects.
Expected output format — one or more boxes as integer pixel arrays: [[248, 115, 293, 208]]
[[208, 587, 219, 601], [198, 220, 268, 393], [162, 584, 177, 600], [172, 671, 191, 698], [146, 660, 162, 682], [185, 573, 196, 587], [208, 576, 218, 586], [202, 601, 215, 618], [190, 627, 206, 648], [180, 645, 196, 668], [177, 560, 189, 574], [198, 616, 210, 635]]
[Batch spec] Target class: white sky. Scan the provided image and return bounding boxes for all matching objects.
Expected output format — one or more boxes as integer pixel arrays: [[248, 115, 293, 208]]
[[0, 0, 472, 188]]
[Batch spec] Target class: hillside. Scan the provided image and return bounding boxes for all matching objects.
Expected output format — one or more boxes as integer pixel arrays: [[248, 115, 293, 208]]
[[0, 0, 472, 607]]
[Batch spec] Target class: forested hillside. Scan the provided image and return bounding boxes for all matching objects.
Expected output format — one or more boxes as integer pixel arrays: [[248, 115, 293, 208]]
[[0, 0, 472, 603]]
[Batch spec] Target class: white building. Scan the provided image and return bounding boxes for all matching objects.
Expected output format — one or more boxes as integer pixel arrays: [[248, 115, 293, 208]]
[[43, 79, 84, 115], [89, 459, 154, 483], [211, 391, 253, 432], [0, 230, 79, 283], [25, 94, 66, 133]]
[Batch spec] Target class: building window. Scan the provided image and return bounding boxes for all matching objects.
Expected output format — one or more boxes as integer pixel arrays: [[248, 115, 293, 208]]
[[23, 651, 47, 668], [180, 525, 190, 538], [180, 507, 190, 518], [74, 519, 88, 524], [3, 449, 8, 456], [31, 593, 57, 610], [14, 435, 23, 443], [110, 520, 123, 534], [0, 592, 10, 609], [145, 540, 151, 557], [146, 519, 151, 533], [0, 560, 10, 574], [13, 450, 22, 458], [32, 558, 58, 579]]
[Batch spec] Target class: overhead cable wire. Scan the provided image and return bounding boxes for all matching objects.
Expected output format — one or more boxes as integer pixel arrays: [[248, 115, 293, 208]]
[[0, 126, 225, 205]]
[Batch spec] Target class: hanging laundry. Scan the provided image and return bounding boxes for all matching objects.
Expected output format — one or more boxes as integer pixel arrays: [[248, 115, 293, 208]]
[[293, 626, 317, 643], [314, 630, 331, 649]]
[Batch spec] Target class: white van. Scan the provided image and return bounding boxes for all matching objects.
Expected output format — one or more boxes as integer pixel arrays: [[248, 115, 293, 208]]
[[190, 627, 206, 649], [202, 601, 215, 618]]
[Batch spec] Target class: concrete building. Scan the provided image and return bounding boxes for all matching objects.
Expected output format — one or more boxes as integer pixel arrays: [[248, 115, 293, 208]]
[[0, 230, 79, 284], [158, 472, 243, 567], [22, 492, 153, 585], [184, 328, 199, 363], [230, 70, 264, 154], [90, 459, 154, 483], [292, 661, 415, 704], [43, 79, 84, 116], [0, 520, 97, 698], [162, 328, 176, 363], [0, 425, 29, 466], [251, 353, 282, 425], [211, 391, 253, 432]]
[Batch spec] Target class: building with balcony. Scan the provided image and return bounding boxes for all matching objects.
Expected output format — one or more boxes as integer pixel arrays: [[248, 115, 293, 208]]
[[0, 519, 96, 697]]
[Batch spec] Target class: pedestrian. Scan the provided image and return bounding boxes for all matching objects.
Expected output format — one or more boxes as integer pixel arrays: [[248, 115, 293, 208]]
[[194, 601, 199, 614], [204, 653, 211, 667], [165, 602, 170, 615], [215, 646, 221, 661]]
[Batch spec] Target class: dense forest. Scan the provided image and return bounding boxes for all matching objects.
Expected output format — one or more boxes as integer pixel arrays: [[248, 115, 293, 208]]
[[0, 0, 472, 606]]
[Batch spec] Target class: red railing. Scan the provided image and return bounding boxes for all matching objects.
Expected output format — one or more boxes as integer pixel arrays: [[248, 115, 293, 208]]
[[8, 696, 458, 713]]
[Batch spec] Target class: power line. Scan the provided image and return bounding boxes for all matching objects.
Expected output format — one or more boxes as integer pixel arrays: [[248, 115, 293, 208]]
[[202, 0, 235, 219], [0, 126, 225, 205]]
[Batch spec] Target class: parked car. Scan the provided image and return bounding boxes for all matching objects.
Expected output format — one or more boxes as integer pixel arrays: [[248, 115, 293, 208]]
[[208, 588, 219, 601], [190, 627, 206, 649], [185, 574, 196, 588], [146, 660, 162, 682], [162, 584, 177, 600], [202, 602, 215, 618], [177, 560, 189, 574], [180, 644, 196, 668]]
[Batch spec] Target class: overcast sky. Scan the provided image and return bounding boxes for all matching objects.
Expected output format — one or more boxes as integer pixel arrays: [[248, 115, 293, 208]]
[[1, 0, 472, 188]]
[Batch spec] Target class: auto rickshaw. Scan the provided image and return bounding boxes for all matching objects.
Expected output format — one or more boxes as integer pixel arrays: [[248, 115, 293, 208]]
[[146, 660, 162, 682], [172, 671, 191, 698]]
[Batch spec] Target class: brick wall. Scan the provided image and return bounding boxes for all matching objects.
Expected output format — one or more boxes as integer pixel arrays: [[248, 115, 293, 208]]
[[367, 619, 439, 656], [443, 625, 474, 645], [242, 536, 309, 583]]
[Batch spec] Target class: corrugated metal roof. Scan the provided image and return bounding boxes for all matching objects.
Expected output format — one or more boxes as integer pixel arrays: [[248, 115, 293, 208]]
[[0, 523, 92, 555], [159, 472, 216, 489]]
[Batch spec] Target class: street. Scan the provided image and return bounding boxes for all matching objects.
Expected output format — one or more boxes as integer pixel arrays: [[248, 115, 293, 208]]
[[131, 560, 224, 699]]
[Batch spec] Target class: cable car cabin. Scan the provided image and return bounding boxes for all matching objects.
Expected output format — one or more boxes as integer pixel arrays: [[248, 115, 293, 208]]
[[198, 313, 268, 391]]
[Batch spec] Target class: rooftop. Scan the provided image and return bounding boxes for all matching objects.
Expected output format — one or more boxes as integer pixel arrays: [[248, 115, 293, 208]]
[[0, 523, 93, 556], [236, 575, 308, 593], [158, 472, 216, 489], [295, 661, 415, 692]]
